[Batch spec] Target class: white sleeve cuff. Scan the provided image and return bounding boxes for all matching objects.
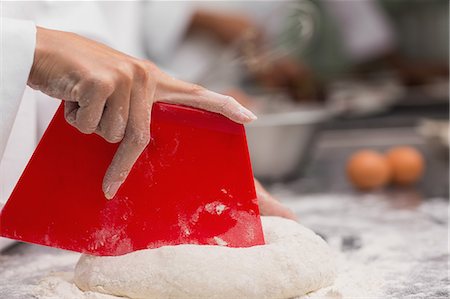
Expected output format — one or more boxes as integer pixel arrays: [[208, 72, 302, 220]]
[[0, 18, 36, 160]]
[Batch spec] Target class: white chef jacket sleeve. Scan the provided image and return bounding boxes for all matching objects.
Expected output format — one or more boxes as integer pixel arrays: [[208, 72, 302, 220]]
[[0, 18, 36, 160]]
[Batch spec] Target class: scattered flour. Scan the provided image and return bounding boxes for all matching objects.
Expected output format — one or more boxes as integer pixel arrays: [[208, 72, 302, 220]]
[[204, 201, 228, 215], [213, 236, 228, 246], [276, 192, 449, 298], [0, 193, 445, 298], [34, 272, 115, 299]]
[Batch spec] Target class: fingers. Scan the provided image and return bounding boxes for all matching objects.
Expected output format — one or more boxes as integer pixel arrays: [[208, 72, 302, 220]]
[[260, 198, 298, 221], [102, 81, 154, 199], [64, 100, 105, 134], [154, 73, 257, 124], [64, 101, 79, 125], [254, 178, 298, 221], [61, 57, 258, 200], [64, 82, 111, 134], [95, 86, 131, 143]]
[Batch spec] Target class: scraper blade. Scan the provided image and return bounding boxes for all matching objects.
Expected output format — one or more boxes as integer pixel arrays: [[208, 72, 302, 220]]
[[0, 102, 264, 256]]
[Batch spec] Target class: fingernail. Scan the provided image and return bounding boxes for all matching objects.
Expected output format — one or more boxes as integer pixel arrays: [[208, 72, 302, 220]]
[[239, 107, 257, 121], [104, 182, 122, 200]]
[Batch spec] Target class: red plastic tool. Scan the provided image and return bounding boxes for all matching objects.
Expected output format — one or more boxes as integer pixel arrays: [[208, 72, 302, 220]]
[[0, 102, 264, 256]]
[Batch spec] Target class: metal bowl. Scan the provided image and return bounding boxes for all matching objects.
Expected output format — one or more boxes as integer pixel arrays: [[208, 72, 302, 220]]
[[246, 104, 329, 181]]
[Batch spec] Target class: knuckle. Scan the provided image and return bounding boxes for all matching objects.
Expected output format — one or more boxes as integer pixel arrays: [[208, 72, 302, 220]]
[[76, 111, 100, 134], [77, 96, 91, 107], [127, 131, 150, 148], [132, 61, 149, 82], [189, 83, 205, 95], [76, 122, 96, 134], [104, 131, 125, 144], [142, 61, 160, 82], [82, 71, 99, 86], [219, 96, 234, 112], [69, 83, 83, 102], [99, 80, 115, 96], [84, 72, 115, 96], [114, 62, 133, 84], [142, 60, 158, 74], [115, 60, 132, 74], [98, 117, 127, 144]]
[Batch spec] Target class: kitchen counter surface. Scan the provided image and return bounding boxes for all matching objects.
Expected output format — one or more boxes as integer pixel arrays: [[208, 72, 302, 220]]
[[0, 120, 447, 298], [276, 122, 448, 298], [285, 193, 448, 298], [0, 192, 447, 298]]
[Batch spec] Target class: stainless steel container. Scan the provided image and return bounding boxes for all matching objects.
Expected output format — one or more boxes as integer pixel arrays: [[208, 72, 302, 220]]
[[246, 104, 329, 181]]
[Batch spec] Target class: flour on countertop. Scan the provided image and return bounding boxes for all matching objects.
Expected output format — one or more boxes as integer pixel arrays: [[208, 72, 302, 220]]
[[275, 192, 449, 298], [0, 193, 446, 299]]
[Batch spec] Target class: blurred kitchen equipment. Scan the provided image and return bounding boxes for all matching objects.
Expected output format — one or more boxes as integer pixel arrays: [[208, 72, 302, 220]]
[[196, 0, 320, 90], [417, 119, 449, 159], [0, 102, 264, 256], [245, 93, 330, 181], [184, 2, 326, 182], [326, 76, 406, 118]]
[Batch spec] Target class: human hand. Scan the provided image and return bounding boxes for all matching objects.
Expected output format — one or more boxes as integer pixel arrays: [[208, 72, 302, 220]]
[[254, 179, 297, 221], [28, 27, 257, 199]]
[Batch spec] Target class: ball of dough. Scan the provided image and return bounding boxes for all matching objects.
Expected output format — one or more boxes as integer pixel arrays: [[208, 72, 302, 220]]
[[346, 150, 391, 190], [386, 146, 425, 185], [74, 217, 336, 299]]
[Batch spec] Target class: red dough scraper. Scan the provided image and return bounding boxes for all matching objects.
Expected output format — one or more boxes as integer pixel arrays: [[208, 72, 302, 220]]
[[0, 102, 265, 256]]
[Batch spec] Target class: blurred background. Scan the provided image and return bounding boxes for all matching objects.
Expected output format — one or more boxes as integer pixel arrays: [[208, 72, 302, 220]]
[[3, 0, 448, 200], [160, 2, 449, 295], [157, 0, 449, 199]]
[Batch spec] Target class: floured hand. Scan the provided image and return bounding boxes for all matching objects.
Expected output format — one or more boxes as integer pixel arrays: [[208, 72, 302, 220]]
[[254, 179, 297, 221], [28, 26, 257, 199]]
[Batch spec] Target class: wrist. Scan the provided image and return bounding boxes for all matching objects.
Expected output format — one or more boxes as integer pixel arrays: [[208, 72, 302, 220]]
[[28, 26, 55, 87]]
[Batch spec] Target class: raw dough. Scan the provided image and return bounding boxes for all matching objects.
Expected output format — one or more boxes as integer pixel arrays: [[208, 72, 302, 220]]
[[74, 217, 336, 299]]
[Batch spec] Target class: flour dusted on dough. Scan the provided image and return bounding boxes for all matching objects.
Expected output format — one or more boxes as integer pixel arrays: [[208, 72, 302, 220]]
[[74, 217, 336, 299]]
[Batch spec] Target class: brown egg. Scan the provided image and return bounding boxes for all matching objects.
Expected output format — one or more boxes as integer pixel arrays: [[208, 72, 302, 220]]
[[346, 150, 391, 190], [386, 146, 425, 185]]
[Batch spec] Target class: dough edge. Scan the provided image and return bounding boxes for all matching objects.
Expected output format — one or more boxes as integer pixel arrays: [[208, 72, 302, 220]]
[[74, 216, 337, 299]]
